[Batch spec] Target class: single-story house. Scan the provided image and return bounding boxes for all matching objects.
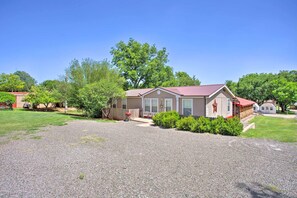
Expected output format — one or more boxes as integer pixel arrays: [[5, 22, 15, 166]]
[[106, 84, 237, 119], [253, 103, 260, 112], [233, 97, 255, 119], [260, 101, 276, 114], [0, 92, 28, 109]]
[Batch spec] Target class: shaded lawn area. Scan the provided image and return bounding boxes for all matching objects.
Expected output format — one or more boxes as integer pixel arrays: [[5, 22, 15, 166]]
[[241, 116, 297, 142], [0, 109, 115, 136]]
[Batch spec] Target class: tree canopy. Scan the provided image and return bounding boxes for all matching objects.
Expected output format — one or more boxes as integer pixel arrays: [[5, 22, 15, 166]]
[[0, 73, 25, 92], [14, 71, 37, 91], [111, 38, 200, 89], [62, 58, 125, 117]]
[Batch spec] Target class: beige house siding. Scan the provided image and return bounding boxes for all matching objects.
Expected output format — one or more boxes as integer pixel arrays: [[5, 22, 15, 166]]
[[143, 90, 177, 112], [126, 97, 142, 109], [16, 95, 26, 108], [206, 89, 233, 118], [178, 98, 205, 116]]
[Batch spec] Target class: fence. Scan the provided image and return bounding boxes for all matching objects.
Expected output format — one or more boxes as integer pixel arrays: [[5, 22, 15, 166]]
[[102, 108, 140, 120]]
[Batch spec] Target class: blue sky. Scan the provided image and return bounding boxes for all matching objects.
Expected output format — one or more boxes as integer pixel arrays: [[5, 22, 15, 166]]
[[0, 0, 296, 84]]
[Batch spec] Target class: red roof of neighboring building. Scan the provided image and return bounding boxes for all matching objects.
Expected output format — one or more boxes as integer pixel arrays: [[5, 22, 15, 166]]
[[235, 97, 255, 107], [9, 92, 29, 96], [126, 84, 232, 97]]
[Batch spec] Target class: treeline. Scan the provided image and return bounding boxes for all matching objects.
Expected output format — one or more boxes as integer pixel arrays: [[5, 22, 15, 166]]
[[226, 70, 297, 112], [0, 39, 200, 117]]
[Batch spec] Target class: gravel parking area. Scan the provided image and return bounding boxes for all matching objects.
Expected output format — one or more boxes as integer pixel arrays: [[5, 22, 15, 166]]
[[0, 120, 296, 197]]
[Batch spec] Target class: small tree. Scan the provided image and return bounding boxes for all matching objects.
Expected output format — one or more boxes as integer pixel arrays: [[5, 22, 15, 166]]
[[23, 86, 59, 111], [78, 79, 125, 118], [0, 92, 16, 110]]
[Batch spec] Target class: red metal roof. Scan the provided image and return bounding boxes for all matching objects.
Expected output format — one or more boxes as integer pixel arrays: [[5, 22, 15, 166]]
[[126, 84, 227, 97], [126, 88, 152, 97], [235, 97, 255, 107], [164, 84, 225, 96]]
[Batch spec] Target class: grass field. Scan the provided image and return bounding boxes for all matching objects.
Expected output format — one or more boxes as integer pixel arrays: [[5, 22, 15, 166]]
[[241, 116, 297, 142], [0, 109, 114, 136]]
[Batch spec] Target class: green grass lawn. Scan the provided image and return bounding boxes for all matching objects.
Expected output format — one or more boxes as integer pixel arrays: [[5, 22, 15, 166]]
[[0, 109, 115, 136], [241, 116, 297, 142]]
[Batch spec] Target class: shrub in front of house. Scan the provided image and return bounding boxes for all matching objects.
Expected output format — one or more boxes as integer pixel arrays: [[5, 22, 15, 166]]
[[222, 117, 243, 136], [190, 116, 211, 133], [176, 116, 195, 131], [153, 111, 180, 128], [210, 116, 225, 134]]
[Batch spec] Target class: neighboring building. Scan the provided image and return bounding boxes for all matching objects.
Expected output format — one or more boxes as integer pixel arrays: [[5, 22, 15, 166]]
[[260, 101, 276, 114], [0, 92, 28, 109], [253, 103, 260, 112], [233, 97, 255, 119], [107, 84, 236, 119]]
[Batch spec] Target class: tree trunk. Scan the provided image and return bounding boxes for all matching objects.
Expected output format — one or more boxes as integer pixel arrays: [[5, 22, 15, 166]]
[[280, 103, 286, 112], [64, 100, 68, 114], [44, 104, 48, 111]]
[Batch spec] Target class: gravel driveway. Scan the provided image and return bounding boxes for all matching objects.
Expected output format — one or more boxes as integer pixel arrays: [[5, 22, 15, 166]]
[[0, 120, 296, 197]]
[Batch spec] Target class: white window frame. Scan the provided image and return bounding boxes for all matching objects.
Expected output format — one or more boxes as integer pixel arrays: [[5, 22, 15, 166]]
[[182, 99, 193, 116], [144, 98, 158, 113], [151, 98, 158, 113], [164, 98, 173, 112], [144, 98, 151, 112]]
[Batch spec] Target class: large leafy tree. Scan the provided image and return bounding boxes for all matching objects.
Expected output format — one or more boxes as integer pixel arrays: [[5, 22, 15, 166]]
[[225, 80, 238, 95], [278, 70, 297, 82], [272, 78, 297, 112], [111, 38, 169, 89], [0, 92, 16, 109], [40, 80, 60, 91], [174, 71, 201, 86], [14, 71, 37, 91], [0, 73, 25, 92], [236, 73, 276, 104]]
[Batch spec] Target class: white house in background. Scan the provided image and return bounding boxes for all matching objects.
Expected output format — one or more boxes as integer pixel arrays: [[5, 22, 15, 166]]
[[260, 101, 276, 114], [253, 103, 260, 112]]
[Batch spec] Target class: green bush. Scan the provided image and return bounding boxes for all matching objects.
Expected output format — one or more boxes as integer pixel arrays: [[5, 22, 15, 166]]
[[222, 117, 243, 136], [0, 92, 16, 110], [210, 116, 225, 134], [190, 116, 211, 133], [176, 116, 195, 131], [153, 111, 180, 128]]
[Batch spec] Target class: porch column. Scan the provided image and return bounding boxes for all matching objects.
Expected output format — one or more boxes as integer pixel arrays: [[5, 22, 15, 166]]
[[176, 96, 179, 113], [141, 96, 144, 117]]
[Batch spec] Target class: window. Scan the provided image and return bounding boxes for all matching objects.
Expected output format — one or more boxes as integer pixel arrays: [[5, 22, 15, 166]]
[[266, 107, 269, 110], [270, 107, 273, 111], [152, 99, 158, 113], [112, 99, 117, 108], [182, 99, 193, 116], [165, 99, 172, 112], [144, 99, 150, 112], [262, 107, 264, 110], [122, 99, 127, 109], [227, 99, 230, 112], [144, 98, 158, 113]]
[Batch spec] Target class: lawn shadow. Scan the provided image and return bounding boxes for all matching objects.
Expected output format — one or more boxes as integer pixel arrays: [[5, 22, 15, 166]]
[[236, 182, 291, 198]]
